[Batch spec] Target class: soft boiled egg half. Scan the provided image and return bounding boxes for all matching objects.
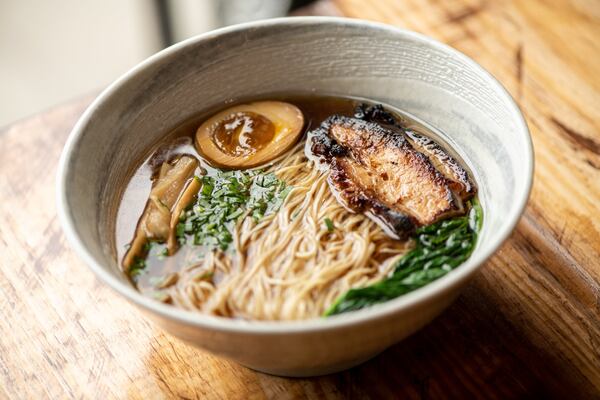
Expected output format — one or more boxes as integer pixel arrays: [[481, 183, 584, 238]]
[[195, 101, 305, 169]]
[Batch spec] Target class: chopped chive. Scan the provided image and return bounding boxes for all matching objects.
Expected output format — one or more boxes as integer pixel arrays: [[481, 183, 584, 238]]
[[177, 171, 292, 252], [324, 218, 334, 232]]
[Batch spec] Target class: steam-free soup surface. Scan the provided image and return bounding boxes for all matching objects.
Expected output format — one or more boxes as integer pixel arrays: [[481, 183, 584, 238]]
[[116, 95, 480, 320]]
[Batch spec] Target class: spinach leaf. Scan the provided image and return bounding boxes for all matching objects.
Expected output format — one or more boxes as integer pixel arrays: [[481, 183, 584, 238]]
[[325, 199, 483, 316]]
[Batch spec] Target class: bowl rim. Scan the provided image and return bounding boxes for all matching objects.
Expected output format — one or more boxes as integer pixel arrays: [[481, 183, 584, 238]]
[[56, 16, 534, 334]]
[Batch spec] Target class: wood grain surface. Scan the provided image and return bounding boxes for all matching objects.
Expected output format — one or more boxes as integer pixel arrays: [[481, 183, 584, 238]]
[[1, 0, 599, 398]]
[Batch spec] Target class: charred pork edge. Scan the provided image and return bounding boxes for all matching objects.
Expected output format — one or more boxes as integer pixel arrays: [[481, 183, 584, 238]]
[[356, 103, 476, 200], [405, 130, 475, 198], [305, 116, 417, 237]]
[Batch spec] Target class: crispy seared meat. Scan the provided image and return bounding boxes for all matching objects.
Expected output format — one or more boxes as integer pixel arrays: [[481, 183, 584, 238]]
[[355, 104, 475, 201], [404, 131, 474, 200], [306, 112, 475, 239]]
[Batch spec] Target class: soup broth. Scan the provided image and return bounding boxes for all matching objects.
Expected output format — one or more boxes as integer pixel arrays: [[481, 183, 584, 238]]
[[116, 95, 481, 320]]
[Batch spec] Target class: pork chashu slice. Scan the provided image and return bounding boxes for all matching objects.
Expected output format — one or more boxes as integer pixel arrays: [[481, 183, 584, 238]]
[[307, 116, 467, 239], [404, 130, 475, 201]]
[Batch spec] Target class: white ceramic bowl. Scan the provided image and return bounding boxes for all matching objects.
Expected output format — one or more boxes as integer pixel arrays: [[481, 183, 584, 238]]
[[57, 17, 533, 377]]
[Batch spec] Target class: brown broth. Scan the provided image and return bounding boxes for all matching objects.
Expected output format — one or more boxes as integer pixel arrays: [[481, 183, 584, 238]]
[[116, 94, 474, 298]]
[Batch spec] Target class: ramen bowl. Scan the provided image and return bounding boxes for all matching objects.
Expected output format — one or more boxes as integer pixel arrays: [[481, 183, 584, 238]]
[[57, 17, 533, 376]]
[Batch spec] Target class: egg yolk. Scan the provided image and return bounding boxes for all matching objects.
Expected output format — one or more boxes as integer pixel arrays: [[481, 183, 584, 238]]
[[212, 112, 275, 157]]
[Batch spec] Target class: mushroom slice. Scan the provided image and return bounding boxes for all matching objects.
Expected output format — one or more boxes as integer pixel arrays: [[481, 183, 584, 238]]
[[195, 101, 304, 169], [123, 155, 199, 271], [167, 176, 202, 255]]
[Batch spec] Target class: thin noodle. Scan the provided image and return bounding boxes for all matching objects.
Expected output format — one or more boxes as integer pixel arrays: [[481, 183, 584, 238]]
[[169, 142, 411, 320]]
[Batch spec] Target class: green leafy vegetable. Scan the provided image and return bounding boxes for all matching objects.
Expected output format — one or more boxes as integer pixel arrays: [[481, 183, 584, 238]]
[[324, 199, 483, 316], [128, 241, 154, 280], [177, 170, 290, 251]]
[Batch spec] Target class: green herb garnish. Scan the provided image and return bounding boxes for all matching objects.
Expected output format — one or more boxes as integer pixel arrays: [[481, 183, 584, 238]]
[[324, 199, 483, 316], [324, 217, 334, 232], [129, 256, 147, 281], [177, 170, 290, 251], [128, 241, 155, 281]]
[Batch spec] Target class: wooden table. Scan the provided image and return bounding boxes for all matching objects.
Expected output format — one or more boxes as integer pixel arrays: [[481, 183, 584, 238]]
[[1, 0, 599, 398]]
